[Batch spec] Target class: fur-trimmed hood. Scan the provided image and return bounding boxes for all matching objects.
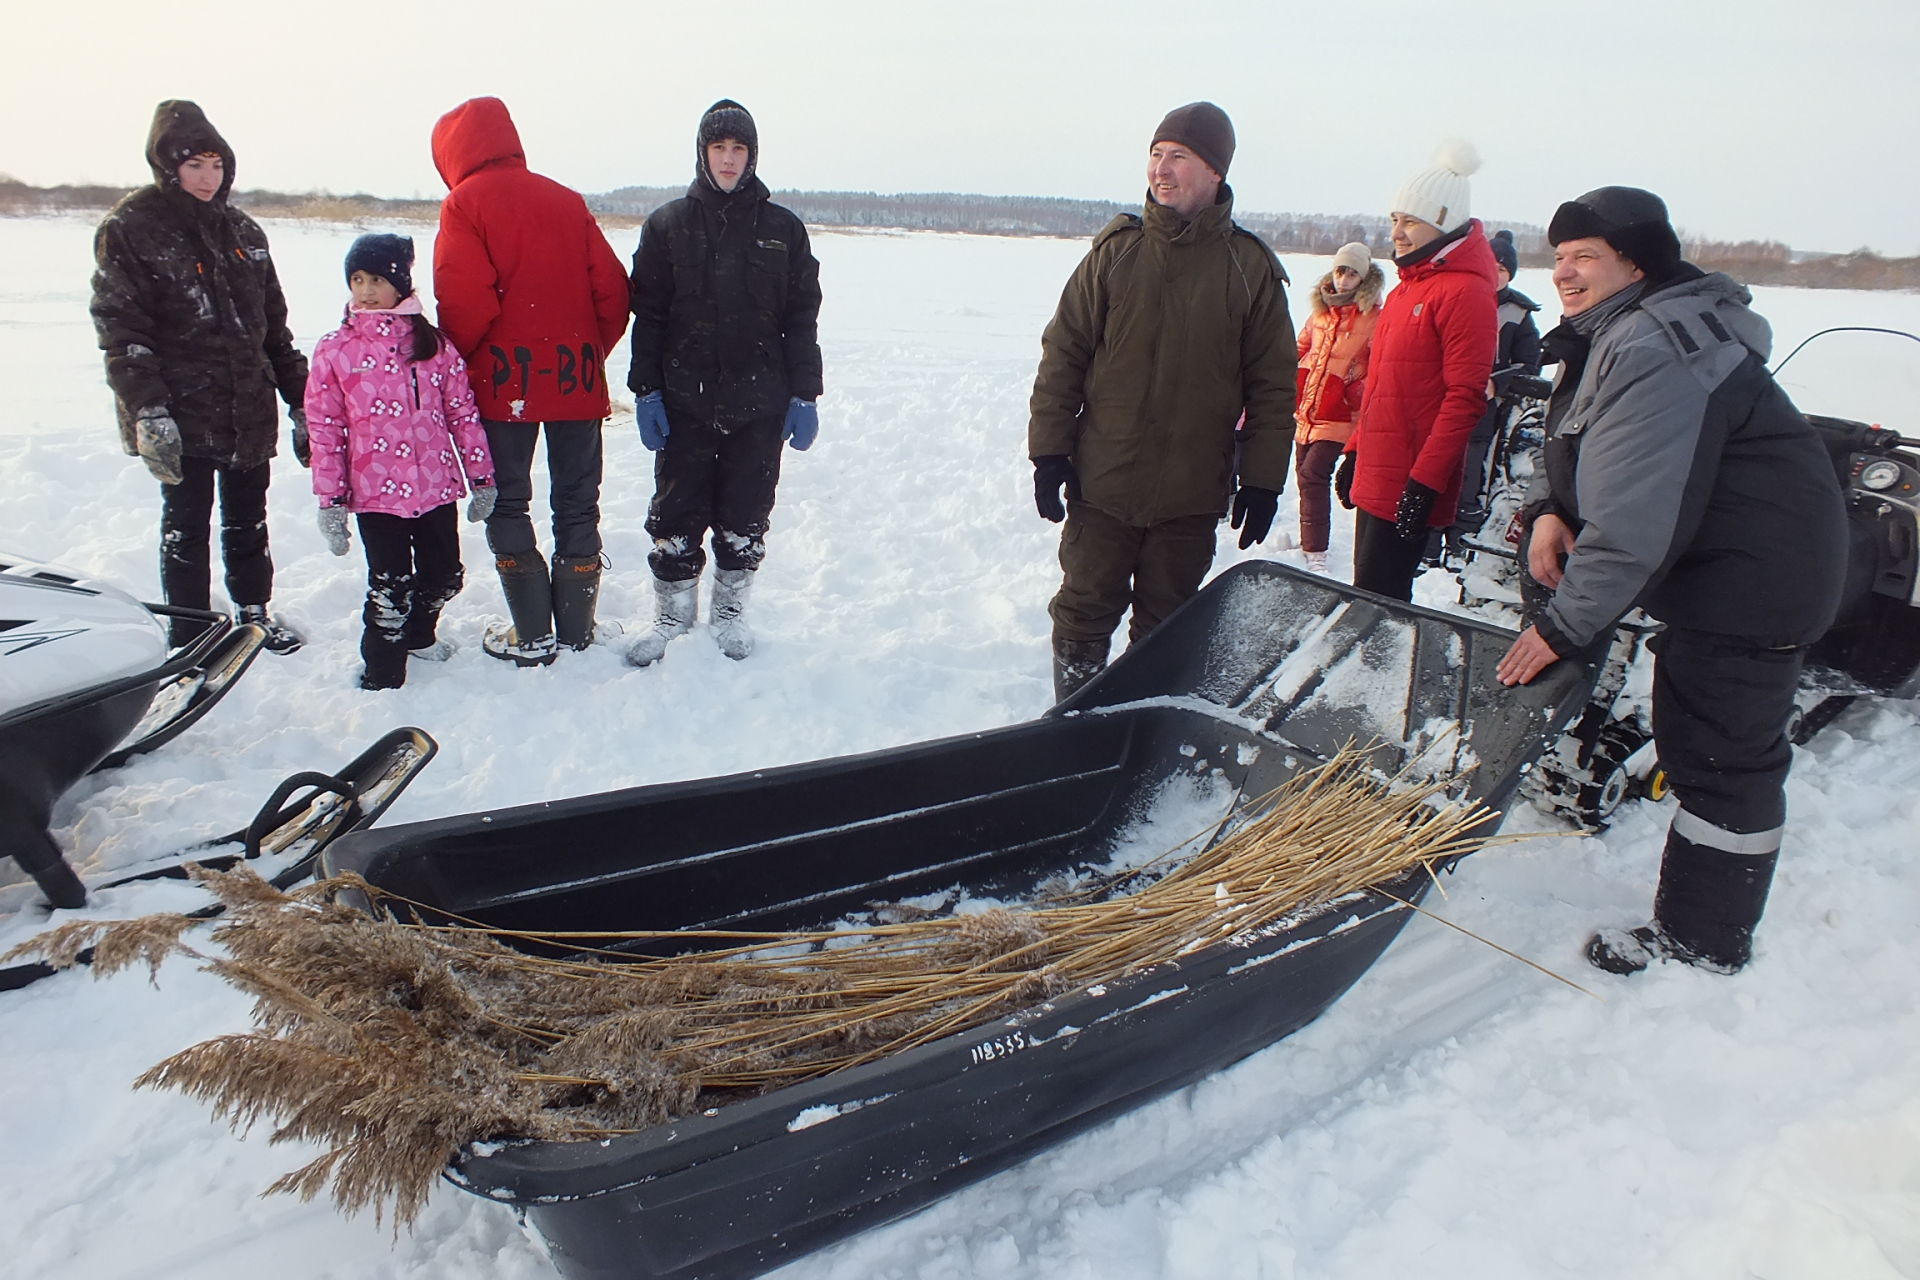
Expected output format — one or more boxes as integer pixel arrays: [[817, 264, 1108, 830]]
[[1308, 262, 1385, 318]]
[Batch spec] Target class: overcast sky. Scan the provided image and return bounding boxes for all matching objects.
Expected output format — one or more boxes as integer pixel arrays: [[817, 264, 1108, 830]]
[[6, 0, 1914, 255]]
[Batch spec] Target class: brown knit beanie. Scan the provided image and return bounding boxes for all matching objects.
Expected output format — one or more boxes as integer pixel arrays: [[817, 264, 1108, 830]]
[[1152, 102, 1234, 179]]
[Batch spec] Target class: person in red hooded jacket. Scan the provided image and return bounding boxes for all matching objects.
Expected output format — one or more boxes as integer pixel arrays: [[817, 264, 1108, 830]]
[[430, 97, 630, 666], [1335, 143, 1498, 600]]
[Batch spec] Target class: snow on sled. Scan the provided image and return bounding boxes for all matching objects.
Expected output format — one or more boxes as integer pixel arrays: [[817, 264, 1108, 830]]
[[319, 562, 1593, 1280], [0, 553, 265, 909]]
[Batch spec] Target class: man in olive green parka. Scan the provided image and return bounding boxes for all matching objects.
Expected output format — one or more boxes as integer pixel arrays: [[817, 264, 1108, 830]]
[[1029, 101, 1297, 701]]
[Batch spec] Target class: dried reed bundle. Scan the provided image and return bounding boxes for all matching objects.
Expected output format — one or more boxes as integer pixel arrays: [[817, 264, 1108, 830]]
[[6, 745, 1505, 1227]]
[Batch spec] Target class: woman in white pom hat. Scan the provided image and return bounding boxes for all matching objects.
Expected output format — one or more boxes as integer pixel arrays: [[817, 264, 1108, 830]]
[[1334, 140, 1498, 600]]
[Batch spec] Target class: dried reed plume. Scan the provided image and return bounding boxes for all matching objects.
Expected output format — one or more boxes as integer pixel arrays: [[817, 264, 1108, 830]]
[[8, 746, 1506, 1228]]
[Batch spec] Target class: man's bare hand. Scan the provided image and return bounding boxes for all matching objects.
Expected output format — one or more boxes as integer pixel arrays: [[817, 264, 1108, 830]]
[[1498, 625, 1560, 686], [1528, 512, 1577, 588]]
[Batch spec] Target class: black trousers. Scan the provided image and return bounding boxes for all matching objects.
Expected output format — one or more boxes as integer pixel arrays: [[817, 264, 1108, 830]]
[[482, 419, 603, 561], [1048, 501, 1218, 649], [358, 504, 464, 688], [645, 416, 784, 580], [1651, 628, 1804, 835], [1351, 508, 1427, 601], [160, 456, 273, 643]]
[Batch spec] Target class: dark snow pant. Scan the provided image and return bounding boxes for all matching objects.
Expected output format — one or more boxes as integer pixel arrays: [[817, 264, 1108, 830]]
[[1049, 501, 1217, 651], [645, 416, 784, 581], [1645, 627, 1803, 965], [1351, 509, 1427, 601], [1450, 402, 1504, 535], [356, 504, 464, 689], [159, 456, 272, 646], [482, 419, 603, 560], [1294, 440, 1344, 554]]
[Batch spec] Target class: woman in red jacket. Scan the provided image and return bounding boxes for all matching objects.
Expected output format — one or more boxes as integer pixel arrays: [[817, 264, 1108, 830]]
[[1337, 143, 1497, 600], [1294, 241, 1382, 575], [431, 97, 631, 665]]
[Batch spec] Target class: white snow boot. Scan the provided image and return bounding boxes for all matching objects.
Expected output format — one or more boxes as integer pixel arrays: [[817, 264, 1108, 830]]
[[1305, 551, 1330, 575], [625, 575, 698, 667], [710, 568, 755, 661]]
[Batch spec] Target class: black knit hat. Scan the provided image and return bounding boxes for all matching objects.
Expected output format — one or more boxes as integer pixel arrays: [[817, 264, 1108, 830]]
[[1152, 102, 1234, 179], [1548, 186, 1683, 283], [697, 98, 758, 190], [1489, 228, 1518, 275], [344, 233, 416, 298]]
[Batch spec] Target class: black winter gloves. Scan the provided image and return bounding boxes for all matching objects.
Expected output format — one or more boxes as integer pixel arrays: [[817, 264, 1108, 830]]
[[1334, 452, 1356, 510], [1229, 485, 1280, 550], [1032, 455, 1081, 523], [1394, 479, 1439, 541], [289, 406, 311, 468]]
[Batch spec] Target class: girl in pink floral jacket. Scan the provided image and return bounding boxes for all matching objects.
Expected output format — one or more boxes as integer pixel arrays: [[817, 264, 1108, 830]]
[[306, 233, 495, 689]]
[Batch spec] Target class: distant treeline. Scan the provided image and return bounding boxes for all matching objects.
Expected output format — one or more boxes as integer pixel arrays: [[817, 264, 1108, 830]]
[[5, 178, 1915, 291]]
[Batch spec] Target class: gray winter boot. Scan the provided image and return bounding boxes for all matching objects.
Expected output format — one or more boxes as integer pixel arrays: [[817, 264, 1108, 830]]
[[483, 551, 558, 667], [710, 568, 756, 660], [1051, 635, 1109, 703], [625, 575, 698, 667], [552, 554, 604, 651]]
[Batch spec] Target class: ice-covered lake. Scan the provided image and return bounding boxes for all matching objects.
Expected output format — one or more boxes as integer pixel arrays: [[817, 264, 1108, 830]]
[[2, 212, 1917, 1280]]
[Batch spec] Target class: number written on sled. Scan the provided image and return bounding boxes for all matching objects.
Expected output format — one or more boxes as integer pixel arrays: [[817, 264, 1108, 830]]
[[968, 1031, 1028, 1065]]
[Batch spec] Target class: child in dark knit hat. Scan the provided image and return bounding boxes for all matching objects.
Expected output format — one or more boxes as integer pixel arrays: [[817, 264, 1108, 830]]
[[304, 233, 497, 689]]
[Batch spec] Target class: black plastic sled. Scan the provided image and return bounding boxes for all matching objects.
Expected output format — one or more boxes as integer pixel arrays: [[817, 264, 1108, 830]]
[[1, 581, 265, 909], [0, 727, 439, 993], [319, 563, 1592, 1280]]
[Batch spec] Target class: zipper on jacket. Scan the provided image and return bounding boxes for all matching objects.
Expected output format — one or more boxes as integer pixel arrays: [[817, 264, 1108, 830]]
[[410, 365, 420, 410]]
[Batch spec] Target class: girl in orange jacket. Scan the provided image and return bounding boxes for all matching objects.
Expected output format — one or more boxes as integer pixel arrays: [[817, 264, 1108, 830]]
[[1293, 242, 1382, 573]]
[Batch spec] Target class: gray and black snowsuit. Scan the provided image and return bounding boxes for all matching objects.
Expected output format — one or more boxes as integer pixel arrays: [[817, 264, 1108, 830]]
[[626, 101, 823, 580], [1524, 264, 1847, 966]]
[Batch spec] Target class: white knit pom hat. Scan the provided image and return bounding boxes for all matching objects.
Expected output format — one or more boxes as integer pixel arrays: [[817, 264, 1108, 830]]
[[1391, 140, 1481, 232]]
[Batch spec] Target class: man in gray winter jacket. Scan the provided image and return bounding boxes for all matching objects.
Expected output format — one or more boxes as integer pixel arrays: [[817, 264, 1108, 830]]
[[1495, 186, 1846, 975]]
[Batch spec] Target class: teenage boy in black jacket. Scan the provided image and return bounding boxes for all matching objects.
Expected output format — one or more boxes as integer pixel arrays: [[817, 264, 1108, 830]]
[[624, 99, 824, 666]]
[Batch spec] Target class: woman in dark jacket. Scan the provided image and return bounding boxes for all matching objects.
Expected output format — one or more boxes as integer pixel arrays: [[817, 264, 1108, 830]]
[[90, 100, 308, 651]]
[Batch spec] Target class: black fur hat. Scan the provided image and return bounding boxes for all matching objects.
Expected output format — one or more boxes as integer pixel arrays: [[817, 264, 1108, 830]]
[[345, 233, 416, 298], [697, 99, 758, 190], [1548, 186, 1683, 283]]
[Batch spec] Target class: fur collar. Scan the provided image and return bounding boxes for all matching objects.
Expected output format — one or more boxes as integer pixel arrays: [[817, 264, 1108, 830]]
[[1308, 263, 1385, 318]]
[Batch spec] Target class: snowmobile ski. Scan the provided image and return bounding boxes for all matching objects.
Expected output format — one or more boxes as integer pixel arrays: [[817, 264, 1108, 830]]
[[0, 726, 439, 993]]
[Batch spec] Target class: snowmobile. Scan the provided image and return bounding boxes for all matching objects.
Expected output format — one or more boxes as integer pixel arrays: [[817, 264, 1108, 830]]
[[317, 562, 1593, 1280], [0, 554, 442, 991], [1448, 328, 1920, 826]]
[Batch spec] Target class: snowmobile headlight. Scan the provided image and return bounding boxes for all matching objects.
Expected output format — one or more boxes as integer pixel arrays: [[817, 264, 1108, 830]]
[[1859, 459, 1903, 492]]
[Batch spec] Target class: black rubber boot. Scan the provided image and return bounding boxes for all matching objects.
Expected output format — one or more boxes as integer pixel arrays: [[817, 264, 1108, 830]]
[[552, 554, 604, 651], [1588, 825, 1780, 975], [1051, 635, 1110, 704], [484, 551, 557, 667]]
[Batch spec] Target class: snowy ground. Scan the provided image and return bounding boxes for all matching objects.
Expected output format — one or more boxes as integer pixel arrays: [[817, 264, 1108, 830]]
[[3, 213, 1918, 1280]]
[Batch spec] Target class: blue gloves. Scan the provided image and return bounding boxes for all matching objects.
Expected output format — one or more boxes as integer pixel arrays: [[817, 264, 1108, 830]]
[[783, 398, 819, 451], [636, 392, 671, 451]]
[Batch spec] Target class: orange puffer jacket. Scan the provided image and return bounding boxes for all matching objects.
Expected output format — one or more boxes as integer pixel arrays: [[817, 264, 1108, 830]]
[[1293, 264, 1383, 446]]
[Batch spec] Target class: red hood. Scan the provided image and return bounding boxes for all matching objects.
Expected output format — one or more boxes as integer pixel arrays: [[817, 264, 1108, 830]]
[[431, 97, 526, 189]]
